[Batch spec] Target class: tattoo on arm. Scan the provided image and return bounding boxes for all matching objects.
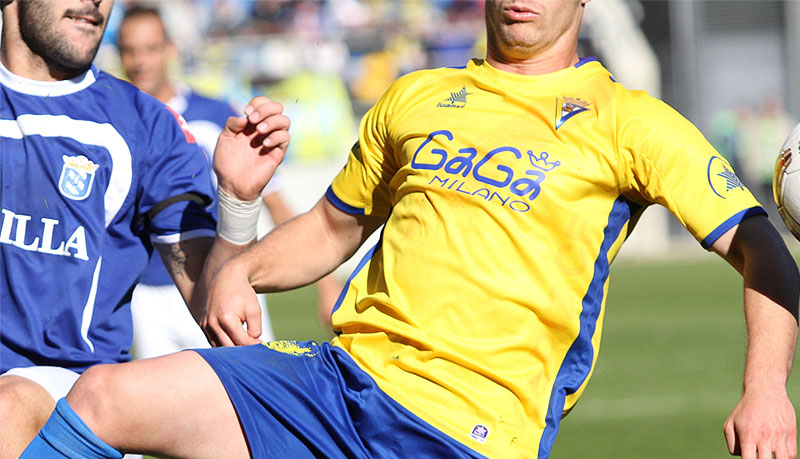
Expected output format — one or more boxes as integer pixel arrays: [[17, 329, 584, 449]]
[[155, 237, 213, 316], [161, 242, 191, 280], [156, 238, 213, 285]]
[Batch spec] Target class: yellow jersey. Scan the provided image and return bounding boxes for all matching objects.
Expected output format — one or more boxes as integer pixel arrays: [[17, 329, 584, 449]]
[[328, 58, 762, 458]]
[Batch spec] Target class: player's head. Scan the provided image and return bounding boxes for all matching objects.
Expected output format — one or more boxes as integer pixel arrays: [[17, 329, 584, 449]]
[[117, 6, 174, 100], [0, 0, 113, 79], [484, 0, 590, 65]]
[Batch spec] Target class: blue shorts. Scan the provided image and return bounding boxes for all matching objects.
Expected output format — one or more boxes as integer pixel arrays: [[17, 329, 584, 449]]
[[195, 341, 486, 459]]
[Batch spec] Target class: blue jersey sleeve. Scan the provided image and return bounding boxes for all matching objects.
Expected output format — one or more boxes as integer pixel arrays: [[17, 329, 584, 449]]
[[137, 99, 216, 243]]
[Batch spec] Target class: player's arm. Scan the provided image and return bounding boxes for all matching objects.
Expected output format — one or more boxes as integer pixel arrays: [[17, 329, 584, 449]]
[[204, 196, 384, 347], [158, 96, 291, 326], [710, 215, 799, 459], [262, 190, 343, 328], [155, 236, 213, 322]]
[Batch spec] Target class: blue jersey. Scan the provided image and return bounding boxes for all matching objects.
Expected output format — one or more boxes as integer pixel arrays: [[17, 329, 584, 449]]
[[138, 88, 235, 286], [0, 63, 216, 372]]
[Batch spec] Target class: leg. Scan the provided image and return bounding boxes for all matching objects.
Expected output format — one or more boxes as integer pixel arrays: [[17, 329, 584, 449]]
[[0, 375, 57, 459], [67, 351, 248, 458]]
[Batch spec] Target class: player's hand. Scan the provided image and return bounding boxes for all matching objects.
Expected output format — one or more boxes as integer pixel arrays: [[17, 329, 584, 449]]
[[724, 387, 797, 459], [202, 255, 263, 347], [214, 96, 290, 201]]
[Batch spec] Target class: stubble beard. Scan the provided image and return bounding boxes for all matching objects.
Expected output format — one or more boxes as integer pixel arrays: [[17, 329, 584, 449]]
[[488, 22, 549, 62], [18, 1, 104, 77]]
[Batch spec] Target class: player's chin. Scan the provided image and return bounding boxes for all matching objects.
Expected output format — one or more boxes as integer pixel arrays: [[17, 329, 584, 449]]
[[53, 48, 99, 73]]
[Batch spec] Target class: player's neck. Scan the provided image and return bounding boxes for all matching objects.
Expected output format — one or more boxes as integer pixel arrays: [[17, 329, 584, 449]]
[[151, 82, 177, 104], [1, 39, 84, 82], [486, 32, 582, 76], [486, 51, 580, 76]]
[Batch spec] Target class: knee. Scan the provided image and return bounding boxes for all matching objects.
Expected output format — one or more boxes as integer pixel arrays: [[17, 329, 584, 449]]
[[0, 376, 56, 452], [0, 376, 54, 418], [66, 364, 120, 425]]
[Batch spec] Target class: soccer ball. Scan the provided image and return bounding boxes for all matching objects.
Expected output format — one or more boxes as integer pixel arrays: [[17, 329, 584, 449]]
[[774, 123, 800, 240]]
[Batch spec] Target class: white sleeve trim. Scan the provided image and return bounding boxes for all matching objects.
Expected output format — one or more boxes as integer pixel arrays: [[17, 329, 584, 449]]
[[150, 228, 216, 245]]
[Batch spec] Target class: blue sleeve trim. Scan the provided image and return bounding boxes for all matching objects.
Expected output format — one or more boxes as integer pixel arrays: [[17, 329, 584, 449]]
[[325, 186, 365, 215], [575, 56, 598, 68], [700, 206, 767, 249]]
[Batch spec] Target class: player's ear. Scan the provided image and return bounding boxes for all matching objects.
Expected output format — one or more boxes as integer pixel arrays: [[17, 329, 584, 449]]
[[166, 40, 178, 61]]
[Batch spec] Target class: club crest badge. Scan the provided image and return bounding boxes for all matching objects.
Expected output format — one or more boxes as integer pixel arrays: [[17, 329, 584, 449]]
[[555, 97, 590, 129], [58, 155, 99, 201]]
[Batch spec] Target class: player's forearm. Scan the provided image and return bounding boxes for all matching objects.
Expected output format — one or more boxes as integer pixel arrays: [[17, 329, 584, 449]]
[[238, 213, 348, 291], [239, 197, 381, 293], [712, 216, 799, 388], [740, 259, 799, 392], [742, 292, 798, 390], [157, 236, 216, 322]]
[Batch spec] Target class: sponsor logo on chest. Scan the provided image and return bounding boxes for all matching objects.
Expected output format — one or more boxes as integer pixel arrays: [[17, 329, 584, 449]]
[[410, 130, 562, 213], [0, 208, 89, 260]]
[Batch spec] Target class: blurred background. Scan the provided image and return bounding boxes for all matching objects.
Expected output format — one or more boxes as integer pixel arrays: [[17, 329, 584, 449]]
[[92, 1, 800, 457], [96, 0, 800, 258]]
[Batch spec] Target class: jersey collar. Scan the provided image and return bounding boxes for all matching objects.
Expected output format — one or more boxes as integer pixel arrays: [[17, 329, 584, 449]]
[[469, 57, 605, 95], [0, 60, 97, 97]]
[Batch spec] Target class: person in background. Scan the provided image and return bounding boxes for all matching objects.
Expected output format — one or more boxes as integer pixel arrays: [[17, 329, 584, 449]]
[[117, 5, 340, 357]]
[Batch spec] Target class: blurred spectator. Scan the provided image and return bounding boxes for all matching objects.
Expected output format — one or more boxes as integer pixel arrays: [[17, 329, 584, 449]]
[[248, 0, 297, 35], [117, 6, 341, 357], [349, 49, 399, 110], [425, 0, 484, 68], [708, 103, 751, 175], [260, 70, 356, 164], [742, 94, 796, 223]]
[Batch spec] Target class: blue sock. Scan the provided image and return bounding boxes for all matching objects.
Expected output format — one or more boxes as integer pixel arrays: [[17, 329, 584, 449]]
[[20, 398, 123, 459]]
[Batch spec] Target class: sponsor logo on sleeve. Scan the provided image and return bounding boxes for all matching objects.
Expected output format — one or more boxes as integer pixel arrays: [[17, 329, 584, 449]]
[[707, 155, 744, 199]]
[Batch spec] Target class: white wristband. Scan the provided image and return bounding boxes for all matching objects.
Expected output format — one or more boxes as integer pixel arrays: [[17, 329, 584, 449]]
[[217, 188, 261, 245]]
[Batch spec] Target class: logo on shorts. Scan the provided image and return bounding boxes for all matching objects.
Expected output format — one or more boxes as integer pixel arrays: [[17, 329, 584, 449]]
[[555, 97, 590, 129], [707, 155, 744, 199], [58, 155, 99, 201], [437, 86, 471, 108], [263, 340, 318, 356], [469, 424, 489, 443]]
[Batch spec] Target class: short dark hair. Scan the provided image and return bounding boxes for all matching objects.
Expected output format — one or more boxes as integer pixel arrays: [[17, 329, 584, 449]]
[[118, 5, 169, 41]]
